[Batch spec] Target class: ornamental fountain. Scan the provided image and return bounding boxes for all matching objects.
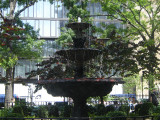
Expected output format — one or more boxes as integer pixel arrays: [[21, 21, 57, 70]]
[[33, 21, 123, 118]]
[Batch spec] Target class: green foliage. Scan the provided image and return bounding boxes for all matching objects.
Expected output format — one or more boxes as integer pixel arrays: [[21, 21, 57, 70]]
[[88, 105, 96, 115], [95, 0, 160, 78], [152, 113, 160, 120], [153, 105, 160, 113], [0, 108, 12, 117], [135, 102, 154, 116], [95, 104, 106, 116], [0, 0, 44, 72], [134, 104, 142, 115], [0, 0, 40, 9], [37, 105, 49, 118], [106, 105, 115, 114], [20, 105, 32, 116], [60, 104, 72, 117], [123, 74, 140, 94], [118, 105, 130, 115], [106, 111, 127, 120], [12, 105, 24, 116], [5, 112, 24, 119], [55, 28, 75, 48], [0, 107, 24, 119], [48, 105, 59, 117], [0, 19, 44, 70], [63, 0, 90, 22]]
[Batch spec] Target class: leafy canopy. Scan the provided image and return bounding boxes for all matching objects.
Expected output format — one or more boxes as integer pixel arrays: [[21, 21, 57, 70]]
[[92, 0, 160, 78]]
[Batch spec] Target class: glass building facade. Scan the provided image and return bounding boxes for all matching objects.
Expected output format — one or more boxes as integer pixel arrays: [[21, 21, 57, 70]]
[[0, 0, 123, 79]]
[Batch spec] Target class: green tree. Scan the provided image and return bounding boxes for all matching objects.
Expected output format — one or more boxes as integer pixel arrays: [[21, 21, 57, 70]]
[[63, 0, 90, 22], [0, 0, 44, 108], [92, 0, 160, 97], [123, 74, 141, 94]]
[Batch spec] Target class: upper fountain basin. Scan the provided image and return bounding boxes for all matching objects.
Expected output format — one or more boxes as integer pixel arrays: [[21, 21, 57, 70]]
[[66, 22, 91, 31], [56, 48, 102, 62]]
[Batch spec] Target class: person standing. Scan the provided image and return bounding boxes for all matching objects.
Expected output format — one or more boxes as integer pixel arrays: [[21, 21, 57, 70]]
[[150, 89, 159, 107]]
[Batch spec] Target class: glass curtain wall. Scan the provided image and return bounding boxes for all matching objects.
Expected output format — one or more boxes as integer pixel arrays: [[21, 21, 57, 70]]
[[0, 0, 123, 78]]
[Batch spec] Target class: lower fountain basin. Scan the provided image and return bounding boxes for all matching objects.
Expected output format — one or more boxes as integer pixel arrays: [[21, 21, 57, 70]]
[[56, 48, 102, 62], [38, 78, 123, 98]]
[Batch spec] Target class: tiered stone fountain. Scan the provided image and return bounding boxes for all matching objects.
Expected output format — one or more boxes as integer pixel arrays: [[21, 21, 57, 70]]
[[38, 22, 123, 118]]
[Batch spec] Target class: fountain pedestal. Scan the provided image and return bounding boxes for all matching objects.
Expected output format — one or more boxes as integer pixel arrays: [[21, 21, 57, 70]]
[[72, 97, 88, 118]]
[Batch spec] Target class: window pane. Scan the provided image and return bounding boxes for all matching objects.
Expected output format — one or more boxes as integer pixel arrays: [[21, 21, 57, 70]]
[[51, 21, 56, 36], [44, 1, 50, 18], [57, 1, 62, 18], [51, 2, 55, 18], [44, 20, 50, 36], [37, 1, 43, 17], [55, 1, 58, 18], [39, 20, 44, 36], [29, 6, 34, 17]]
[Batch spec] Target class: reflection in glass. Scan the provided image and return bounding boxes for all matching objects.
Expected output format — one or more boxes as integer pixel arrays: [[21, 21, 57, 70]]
[[42, 40, 58, 57], [15, 60, 38, 78]]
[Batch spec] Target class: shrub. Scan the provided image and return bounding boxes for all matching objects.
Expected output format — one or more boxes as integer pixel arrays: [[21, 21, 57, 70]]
[[118, 105, 130, 115], [153, 105, 160, 113], [106, 111, 127, 120], [12, 105, 24, 116], [15, 99, 27, 106], [95, 104, 106, 116], [106, 105, 115, 114], [14, 105, 32, 116], [135, 104, 142, 115], [60, 104, 72, 117], [135, 102, 154, 116], [0, 108, 12, 117], [37, 105, 49, 118], [152, 113, 160, 120], [88, 105, 96, 115], [0, 108, 23, 120], [6, 112, 24, 118], [48, 105, 59, 117]]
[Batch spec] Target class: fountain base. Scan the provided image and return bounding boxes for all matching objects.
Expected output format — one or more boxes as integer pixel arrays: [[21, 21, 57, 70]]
[[38, 78, 123, 118]]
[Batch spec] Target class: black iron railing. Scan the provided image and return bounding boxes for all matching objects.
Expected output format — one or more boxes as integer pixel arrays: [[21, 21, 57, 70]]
[[0, 116, 158, 120]]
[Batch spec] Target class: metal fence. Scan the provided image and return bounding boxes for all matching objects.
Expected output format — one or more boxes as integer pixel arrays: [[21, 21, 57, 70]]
[[0, 116, 159, 120]]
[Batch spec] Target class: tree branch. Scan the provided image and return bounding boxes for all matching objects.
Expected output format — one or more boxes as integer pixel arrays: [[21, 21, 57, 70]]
[[121, 3, 150, 38], [14, 0, 36, 18], [0, 10, 5, 20], [9, 0, 17, 19]]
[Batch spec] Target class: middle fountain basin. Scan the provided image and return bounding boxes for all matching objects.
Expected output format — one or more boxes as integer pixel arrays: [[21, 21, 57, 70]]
[[56, 48, 102, 62], [38, 78, 123, 98]]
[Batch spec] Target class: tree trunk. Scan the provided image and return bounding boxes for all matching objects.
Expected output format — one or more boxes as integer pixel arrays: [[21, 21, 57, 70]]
[[4, 68, 14, 108], [5, 81, 13, 108], [9, 0, 17, 19], [4, 0, 16, 107]]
